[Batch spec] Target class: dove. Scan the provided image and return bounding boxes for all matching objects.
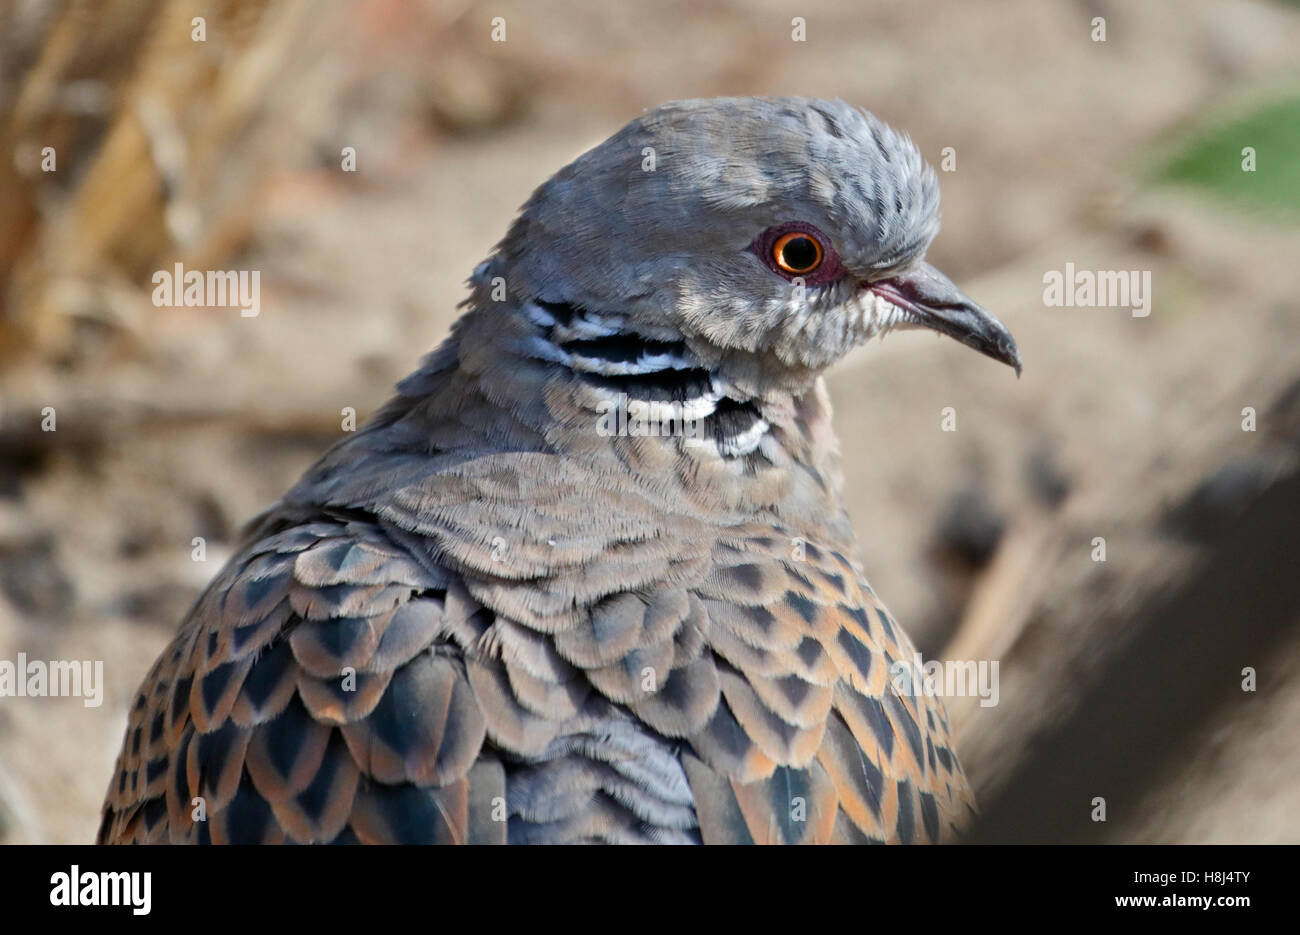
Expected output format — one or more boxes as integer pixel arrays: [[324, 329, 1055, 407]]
[[99, 97, 1019, 845]]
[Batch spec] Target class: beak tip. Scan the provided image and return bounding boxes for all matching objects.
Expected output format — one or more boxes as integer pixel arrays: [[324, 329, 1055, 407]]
[[1006, 344, 1022, 378], [988, 329, 1021, 377], [966, 332, 1021, 376]]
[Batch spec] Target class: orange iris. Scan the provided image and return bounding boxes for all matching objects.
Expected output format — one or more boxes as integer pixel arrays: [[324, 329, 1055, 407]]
[[771, 231, 823, 275]]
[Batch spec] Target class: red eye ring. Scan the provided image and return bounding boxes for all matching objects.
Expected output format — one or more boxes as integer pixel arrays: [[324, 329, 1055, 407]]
[[772, 231, 823, 275], [749, 222, 845, 286]]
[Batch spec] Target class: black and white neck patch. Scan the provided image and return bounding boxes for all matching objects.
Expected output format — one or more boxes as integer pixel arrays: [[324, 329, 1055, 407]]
[[519, 300, 771, 459]]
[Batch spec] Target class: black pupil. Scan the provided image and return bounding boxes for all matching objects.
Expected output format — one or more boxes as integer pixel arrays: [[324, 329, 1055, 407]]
[[781, 236, 818, 271]]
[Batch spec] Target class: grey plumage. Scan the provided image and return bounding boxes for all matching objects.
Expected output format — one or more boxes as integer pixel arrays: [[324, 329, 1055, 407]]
[[100, 96, 1018, 845]]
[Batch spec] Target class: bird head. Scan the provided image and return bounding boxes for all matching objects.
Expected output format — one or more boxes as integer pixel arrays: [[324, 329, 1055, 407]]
[[494, 97, 1020, 397]]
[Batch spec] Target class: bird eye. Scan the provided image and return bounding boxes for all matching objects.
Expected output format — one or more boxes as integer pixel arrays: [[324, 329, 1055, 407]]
[[772, 232, 823, 275], [750, 222, 842, 285]]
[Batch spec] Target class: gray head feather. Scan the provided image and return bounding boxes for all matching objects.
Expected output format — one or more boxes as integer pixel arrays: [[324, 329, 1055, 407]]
[[476, 97, 1013, 396]]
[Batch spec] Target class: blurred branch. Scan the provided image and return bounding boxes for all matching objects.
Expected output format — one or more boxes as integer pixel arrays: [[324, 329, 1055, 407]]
[[0, 0, 344, 363]]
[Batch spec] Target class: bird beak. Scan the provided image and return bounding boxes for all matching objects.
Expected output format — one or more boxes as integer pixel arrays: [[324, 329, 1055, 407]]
[[865, 261, 1021, 375]]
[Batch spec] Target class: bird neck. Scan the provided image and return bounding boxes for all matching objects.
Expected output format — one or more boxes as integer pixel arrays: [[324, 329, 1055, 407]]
[[278, 296, 860, 562], [431, 298, 852, 534]]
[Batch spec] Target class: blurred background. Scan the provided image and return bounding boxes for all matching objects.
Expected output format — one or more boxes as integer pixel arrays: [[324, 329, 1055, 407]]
[[1, 0, 1298, 844]]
